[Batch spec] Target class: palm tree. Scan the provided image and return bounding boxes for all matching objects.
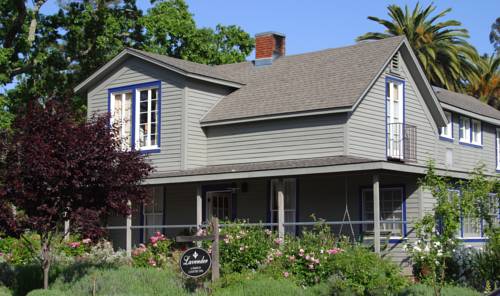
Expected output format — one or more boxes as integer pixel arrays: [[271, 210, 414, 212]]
[[468, 54, 500, 108], [357, 3, 478, 92]]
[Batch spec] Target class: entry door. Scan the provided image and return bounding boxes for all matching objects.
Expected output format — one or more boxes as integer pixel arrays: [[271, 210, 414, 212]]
[[386, 80, 404, 159], [206, 191, 232, 221], [270, 179, 297, 235]]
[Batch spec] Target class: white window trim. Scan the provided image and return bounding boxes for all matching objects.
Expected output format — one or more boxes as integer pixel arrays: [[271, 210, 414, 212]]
[[497, 128, 500, 170], [471, 119, 482, 146], [362, 187, 405, 240], [135, 87, 159, 151], [440, 111, 453, 139], [459, 116, 471, 143], [386, 80, 404, 159]]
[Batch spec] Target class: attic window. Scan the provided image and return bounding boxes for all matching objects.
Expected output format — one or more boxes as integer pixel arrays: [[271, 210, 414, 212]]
[[391, 53, 400, 72]]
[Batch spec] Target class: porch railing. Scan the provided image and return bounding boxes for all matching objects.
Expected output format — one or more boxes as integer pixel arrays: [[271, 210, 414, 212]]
[[387, 122, 417, 162]]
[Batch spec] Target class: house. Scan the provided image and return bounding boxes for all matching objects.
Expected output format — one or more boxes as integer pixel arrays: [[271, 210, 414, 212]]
[[75, 32, 500, 269]]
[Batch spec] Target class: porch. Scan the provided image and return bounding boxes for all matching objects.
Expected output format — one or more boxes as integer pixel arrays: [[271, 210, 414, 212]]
[[105, 170, 424, 268]]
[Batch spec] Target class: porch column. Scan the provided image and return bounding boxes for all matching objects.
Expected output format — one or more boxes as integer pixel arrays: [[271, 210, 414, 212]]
[[277, 180, 285, 239], [64, 220, 70, 240], [373, 174, 381, 254], [196, 184, 202, 229], [126, 200, 132, 256]]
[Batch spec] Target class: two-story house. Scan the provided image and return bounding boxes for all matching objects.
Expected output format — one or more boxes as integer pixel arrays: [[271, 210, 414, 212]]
[[75, 33, 500, 268]]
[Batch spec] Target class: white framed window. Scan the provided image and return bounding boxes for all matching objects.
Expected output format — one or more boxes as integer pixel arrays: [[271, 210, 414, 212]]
[[362, 187, 404, 238], [452, 191, 499, 239], [206, 190, 232, 221], [143, 186, 164, 240], [135, 87, 159, 150], [386, 79, 404, 159], [110, 92, 133, 150], [459, 116, 471, 143], [440, 111, 453, 139], [270, 178, 297, 235], [497, 128, 500, 170], [471, 119, 482, 145]]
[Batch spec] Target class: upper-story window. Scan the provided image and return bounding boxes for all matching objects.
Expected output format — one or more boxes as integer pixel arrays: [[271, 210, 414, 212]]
[[109, 81, 161, 152], [459, 115, 482, 146], [386, 78, 404, 159], [440, 111, 453, 139], [497, 128, 500, 170]]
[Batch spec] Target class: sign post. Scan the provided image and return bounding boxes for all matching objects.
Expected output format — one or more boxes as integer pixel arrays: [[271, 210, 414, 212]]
[[176, 217, 223, 282]]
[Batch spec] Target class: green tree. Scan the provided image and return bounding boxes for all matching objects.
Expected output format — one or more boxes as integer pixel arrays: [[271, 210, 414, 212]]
[[0, 0, 254, 128], [357, 3, 478, 93], [467, 54, 500, 109], [490, 17, 500, 54]]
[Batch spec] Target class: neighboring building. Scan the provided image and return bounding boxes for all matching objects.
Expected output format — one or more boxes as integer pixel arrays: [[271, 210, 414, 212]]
[[75, 33, 500, 270]]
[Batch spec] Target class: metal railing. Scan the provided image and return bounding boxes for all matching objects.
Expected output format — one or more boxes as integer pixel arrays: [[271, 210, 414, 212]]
[[387, 123, 417, 162]]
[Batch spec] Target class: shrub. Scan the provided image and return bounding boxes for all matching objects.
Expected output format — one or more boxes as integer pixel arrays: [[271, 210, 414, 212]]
[[212, 272, 305, 296], [204, 221, 276, 273], [0, 286, 11, 296], [51, 266, 189, 295], [0, 235, 40, 265], [399, 284, 481, 296], [131, 232, 172, 268], [26, 290, 66, 296]]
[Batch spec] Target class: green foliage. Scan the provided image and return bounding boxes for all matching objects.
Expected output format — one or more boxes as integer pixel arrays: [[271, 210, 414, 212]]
[[357, 3, 478, 93], [0, 286, 10, 296], [399, 284, 481, 296], [131, 232, 172, 268], [50, 266, 189, 296], [206, 221, 276, 273], [212, 272, 305, 296], [26, 289, 66, 296], [0, 234, 40, 265]]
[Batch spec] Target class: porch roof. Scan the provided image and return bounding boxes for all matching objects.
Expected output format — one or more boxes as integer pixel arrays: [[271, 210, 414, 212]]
[[145, 155, 476, 185]]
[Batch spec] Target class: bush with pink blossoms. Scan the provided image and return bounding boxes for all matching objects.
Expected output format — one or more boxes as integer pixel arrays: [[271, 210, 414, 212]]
[[131, 232, 172, 268]]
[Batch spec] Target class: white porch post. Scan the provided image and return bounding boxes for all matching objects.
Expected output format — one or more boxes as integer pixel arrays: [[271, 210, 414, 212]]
[[64, 220, 70, 240], [126, 200, 132, 256], [196, 184, 203, 229], [373, 174, 381, 254], [277, 180, 285, 239]]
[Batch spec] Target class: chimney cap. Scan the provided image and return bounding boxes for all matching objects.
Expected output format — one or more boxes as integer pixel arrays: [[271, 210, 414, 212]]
[[255, 31, 286, 38]]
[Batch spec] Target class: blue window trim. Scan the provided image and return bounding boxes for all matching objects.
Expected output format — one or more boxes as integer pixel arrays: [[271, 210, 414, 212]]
[[496, 127, 500, 173], [385, 76, 406, 160], [108, 81, 162, 154], [359, 184, 407, 244], [439, 111, 454, 142], [458, 115, 483, 148]]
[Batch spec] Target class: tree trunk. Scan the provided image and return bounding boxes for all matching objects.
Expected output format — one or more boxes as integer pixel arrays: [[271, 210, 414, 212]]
[[41, 241, 51, 289]]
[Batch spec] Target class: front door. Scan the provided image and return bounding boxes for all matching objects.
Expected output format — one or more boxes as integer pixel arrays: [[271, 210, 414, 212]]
[[206, 191, 232, 221]]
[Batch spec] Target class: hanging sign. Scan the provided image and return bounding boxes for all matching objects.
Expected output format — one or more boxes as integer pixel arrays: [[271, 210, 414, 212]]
[[179, 247, 212, 278]]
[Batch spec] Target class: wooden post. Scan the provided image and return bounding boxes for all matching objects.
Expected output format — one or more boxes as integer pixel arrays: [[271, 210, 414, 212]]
[[64, 220, 70, 240], [211, 217, 220, 282], [126, 200, 132, 256], [373, 174, 381, 254], [277, 181, 285, 239], [196, 185, 203, 247]]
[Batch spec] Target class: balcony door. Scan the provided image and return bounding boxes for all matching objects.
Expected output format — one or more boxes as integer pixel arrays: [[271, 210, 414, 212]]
[[386, 79, 404, 159]]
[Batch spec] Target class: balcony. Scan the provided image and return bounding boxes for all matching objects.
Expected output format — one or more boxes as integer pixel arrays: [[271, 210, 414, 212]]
[[387, 123, 417, 162]]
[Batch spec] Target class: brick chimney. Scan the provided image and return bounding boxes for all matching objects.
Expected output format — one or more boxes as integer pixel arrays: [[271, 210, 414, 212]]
[[255, 32, 285, 66]]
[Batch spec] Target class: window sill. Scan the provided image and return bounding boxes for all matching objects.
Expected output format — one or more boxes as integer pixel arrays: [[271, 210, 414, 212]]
[[459, 237, 488, 243], [139, 148, 161, 154], [439, 136, 454, 143], [459, 141, 483, 148]]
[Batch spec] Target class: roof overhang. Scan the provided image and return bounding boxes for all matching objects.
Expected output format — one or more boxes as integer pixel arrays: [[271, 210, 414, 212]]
[[74, 49, 244, 94], [144, 161, 490, 185], [440, 102, 500, 126]]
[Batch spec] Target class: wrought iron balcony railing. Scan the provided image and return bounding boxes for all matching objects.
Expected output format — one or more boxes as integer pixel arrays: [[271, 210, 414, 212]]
[[387, 123, 417, 162]]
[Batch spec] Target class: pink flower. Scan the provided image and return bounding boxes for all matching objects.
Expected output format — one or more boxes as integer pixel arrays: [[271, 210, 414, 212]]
[[148, 258, 157, 267], [82, 238, 92, 244], [283, 271, 290, 278], [288, 255, 295, 261], [326, 248, 343, 255], [298, 248, 305, 257], [69, 242, 81, 248], [275, 250, 282, 257], [274, 238, 283, 245], [305, 255, 310, 260], [314, 259, 320, 264]]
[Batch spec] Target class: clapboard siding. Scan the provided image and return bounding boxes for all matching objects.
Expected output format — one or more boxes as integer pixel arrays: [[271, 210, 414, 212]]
[[87, 57, 185, 173], [185, 79, 230, 169], [206, 114, 347, 165]]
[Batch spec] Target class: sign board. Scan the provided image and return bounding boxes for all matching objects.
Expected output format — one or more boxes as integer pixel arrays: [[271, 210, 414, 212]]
[[179, 247, 211, 278]]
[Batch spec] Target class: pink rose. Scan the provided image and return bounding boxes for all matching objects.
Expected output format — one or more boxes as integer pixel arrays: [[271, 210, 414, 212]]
[[283, 271, 289, 278], [274, 238, 283, 245], [148, 258, 157, 267], [82, 238, 91, 244], [69, 242, 81, 248]]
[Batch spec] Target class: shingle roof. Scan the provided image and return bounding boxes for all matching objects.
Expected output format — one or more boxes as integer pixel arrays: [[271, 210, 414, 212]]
[[150, 156, 376, 178], [200, 36, 405, 124], [433, 87, 500, 121], [126, 48, 244, 85]]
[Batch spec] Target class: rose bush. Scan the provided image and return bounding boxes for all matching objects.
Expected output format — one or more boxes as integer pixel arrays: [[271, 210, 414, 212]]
[[131, 232, 172, 268]]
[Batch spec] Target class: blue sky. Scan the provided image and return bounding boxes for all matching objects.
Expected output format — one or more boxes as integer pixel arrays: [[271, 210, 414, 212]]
[[41, 0, 499, 57]]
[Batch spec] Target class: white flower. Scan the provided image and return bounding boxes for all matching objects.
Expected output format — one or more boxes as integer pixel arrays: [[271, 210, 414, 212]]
[[413, 246, 422, 252]]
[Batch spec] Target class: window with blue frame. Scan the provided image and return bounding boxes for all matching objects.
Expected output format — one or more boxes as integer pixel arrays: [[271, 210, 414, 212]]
[[440, 111, 453, 140], [109, 81, 161, 152]]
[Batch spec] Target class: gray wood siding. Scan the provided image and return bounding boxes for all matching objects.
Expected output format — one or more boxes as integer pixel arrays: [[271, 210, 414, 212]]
[[87, 57, 185, 173], [206, 114, 347, 165], [185, 80, 230, 169]]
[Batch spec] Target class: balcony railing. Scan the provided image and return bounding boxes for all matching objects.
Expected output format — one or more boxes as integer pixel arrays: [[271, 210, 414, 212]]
[[387, 123, 417, 162]]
